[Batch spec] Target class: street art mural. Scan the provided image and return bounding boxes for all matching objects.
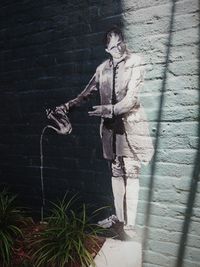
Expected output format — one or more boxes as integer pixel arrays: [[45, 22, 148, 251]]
[[1, 0, 199, 265], [46, 27, 154, 236]]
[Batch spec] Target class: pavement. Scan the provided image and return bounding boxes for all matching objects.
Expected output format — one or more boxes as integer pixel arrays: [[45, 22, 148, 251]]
[[90, 238, 142, 267]]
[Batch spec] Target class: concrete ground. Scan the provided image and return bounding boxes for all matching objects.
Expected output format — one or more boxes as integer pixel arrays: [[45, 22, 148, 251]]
[[90, 238, 142, 267]]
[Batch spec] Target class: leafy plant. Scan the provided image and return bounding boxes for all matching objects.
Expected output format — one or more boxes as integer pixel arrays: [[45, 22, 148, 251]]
[[0, 189, 26, 266], [29, 195, 104, 267]]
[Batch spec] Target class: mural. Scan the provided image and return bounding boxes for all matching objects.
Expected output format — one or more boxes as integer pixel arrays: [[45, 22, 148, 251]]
[[1, 0, 199, 265], [47, 27, 154, 236]]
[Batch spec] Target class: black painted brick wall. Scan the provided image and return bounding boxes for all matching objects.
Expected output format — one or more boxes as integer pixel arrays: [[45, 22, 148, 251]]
[[0, 0, 123, 214]]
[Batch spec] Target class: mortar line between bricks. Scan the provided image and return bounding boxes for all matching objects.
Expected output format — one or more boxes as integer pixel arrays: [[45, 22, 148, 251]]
[[139, 224, 200, 239], [137, 211, 200, 222], [1, 58, 198, 77], [1, 25, 198, 53], [0, 0, 190, 20], [139, 223, 200, 234], [105, 0, 198, 16]]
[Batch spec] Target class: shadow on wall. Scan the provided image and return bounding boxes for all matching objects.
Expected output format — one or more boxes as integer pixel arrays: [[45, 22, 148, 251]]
[[140, 0, 200, 266], [143, 0, 177, 248], [176, 2, 200, 267]]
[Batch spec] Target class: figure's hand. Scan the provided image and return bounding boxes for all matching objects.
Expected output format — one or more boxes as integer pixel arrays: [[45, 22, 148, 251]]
[[88, 106, 102, 117]]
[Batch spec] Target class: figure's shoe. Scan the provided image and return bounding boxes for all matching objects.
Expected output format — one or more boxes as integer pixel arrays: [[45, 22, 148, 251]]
[[98, 215, 119, 228]]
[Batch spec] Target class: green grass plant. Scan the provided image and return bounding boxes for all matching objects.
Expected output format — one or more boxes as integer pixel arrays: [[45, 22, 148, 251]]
[[29, 195, 103, 267], [0, 189, 26, 266]]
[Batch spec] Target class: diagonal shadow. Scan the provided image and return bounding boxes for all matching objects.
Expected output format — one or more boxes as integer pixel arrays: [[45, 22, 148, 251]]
[[175, 4, 200, 267], [143, 0, 177, 247]]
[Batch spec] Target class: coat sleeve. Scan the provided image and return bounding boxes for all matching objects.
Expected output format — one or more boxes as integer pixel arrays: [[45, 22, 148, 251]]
[[68, 71, 99, 109], [113, 56, 145, 116]]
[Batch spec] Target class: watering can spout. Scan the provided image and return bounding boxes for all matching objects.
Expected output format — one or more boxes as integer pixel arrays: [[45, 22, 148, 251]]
[[46, 109, 72, 135], [40, 108, 72, 221]]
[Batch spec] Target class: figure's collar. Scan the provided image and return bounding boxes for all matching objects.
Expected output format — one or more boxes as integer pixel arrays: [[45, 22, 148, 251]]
[[109, 52, 130, 67]]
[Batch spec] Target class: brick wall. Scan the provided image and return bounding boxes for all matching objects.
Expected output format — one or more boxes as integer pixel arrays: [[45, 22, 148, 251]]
[[0, 0, 123, 210], [124, 0, 200, 266], [0, 0, 199, 266]]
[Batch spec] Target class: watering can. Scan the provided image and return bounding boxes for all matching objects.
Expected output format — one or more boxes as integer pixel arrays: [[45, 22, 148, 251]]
[[46, 108, 72, 135]]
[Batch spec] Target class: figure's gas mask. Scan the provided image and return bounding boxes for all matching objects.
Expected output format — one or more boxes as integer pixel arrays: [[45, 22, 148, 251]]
[[105, 33, 126, 60], [46, 108, 72, 135]]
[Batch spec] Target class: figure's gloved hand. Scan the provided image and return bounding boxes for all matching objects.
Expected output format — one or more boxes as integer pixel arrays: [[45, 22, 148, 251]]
[[88, 105, 113, 119]]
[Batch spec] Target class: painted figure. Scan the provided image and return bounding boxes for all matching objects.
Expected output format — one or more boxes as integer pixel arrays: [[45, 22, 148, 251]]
[[54, 27, 154, 231]]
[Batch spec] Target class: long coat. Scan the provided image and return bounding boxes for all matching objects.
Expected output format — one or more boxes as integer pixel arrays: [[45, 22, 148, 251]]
[[69, 53, 154, 164]]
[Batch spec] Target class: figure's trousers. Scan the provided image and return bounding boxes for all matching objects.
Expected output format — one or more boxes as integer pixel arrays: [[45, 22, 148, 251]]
[[111, 156, 141, 226]]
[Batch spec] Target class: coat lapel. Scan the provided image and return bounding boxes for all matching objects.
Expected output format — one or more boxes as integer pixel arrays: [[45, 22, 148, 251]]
[[100, 60, 113, 105]]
